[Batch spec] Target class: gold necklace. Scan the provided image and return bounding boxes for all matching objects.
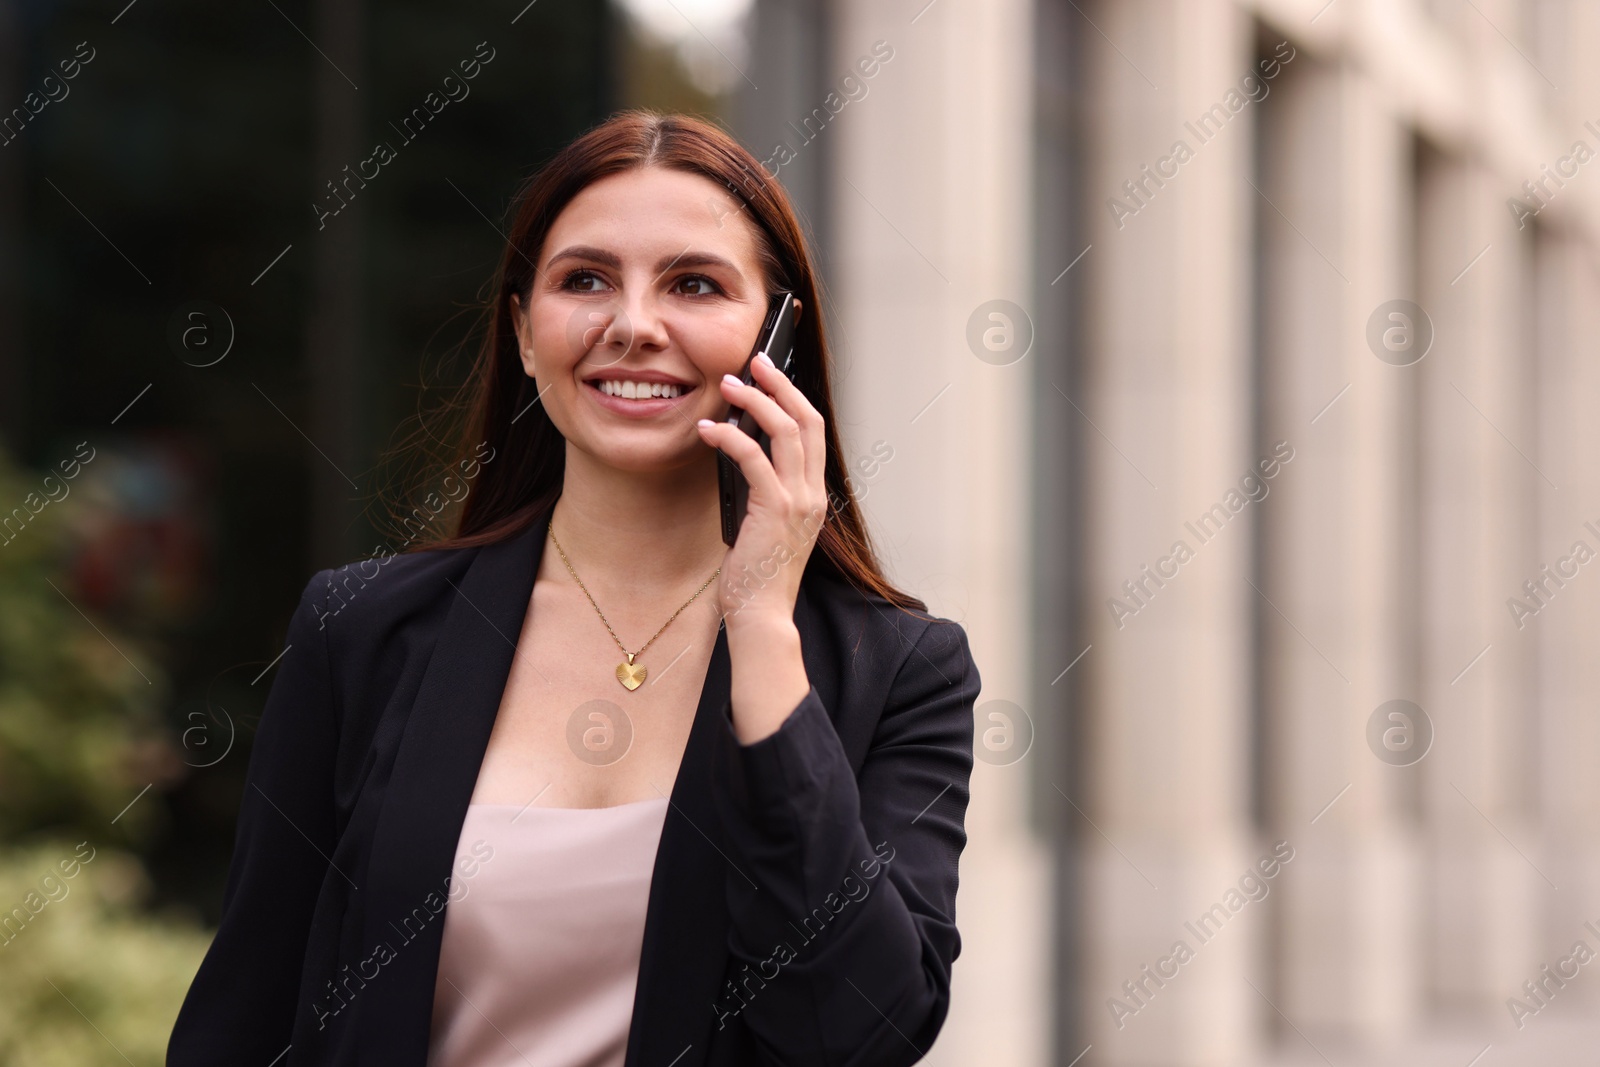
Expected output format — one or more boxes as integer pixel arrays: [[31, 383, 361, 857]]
[[547, 519, 721, 692]]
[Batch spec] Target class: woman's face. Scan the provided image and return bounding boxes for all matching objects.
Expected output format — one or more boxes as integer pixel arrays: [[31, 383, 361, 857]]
[[510, 165, 776, 475]]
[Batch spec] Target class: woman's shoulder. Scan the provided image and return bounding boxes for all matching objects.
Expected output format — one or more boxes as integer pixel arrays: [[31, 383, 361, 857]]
[[798, 560, 976, 684], [296, 542, 481, 640]]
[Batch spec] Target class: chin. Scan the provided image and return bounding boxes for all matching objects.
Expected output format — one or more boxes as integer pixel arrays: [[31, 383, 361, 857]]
[[577, 438, 709, 477]]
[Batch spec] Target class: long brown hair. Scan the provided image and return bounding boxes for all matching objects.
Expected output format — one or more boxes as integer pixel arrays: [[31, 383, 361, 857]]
[[392, 109, 925, 613]]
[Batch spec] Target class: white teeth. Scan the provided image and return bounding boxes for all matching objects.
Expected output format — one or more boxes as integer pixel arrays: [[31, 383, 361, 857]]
[[598, 380, 683, 399]]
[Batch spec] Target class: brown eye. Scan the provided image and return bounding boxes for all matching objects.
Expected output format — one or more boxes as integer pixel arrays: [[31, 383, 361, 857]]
[[675, 275, 721, 297], [562, 269, 607, 292]]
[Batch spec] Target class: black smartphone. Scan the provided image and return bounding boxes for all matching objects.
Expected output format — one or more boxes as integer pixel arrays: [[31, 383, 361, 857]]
[[718, 291, 800, 546]]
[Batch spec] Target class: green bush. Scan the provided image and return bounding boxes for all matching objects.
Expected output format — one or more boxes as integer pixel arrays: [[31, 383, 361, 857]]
[[0, 448, 210, 1061], [0, 448, 172, 846], [0, 842, 210, 1066]]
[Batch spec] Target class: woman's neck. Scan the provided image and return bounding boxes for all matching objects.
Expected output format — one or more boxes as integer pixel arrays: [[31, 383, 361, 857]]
[[548, 445, 728, 599]]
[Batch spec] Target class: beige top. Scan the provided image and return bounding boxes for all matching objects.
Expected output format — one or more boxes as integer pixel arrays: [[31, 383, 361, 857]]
[[427, 797, 671, 1067]]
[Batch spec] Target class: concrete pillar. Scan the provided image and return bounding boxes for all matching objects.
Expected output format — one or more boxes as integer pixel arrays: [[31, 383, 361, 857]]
[[1416, 153, 1540, 1016], [1257, 54, 1421, 1040], [1074, 2, 1259, 1062], [734, 0, 833, 268], [1528, 0, 1600, 1017], [1529, 232, 1600, 1011], [826, 0, 1049, 1064]]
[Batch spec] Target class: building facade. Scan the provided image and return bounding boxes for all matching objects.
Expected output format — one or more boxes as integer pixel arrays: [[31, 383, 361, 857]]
[[738, 0, 1600, 1063]]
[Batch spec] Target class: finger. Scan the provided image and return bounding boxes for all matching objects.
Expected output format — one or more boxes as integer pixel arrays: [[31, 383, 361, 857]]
[[749, 355, 826, 490], [696, 417, 786, 508], [719, 373, 807, 491]]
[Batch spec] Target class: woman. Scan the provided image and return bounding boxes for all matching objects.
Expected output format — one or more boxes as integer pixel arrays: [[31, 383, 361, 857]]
[[167, 110, 981, 1067]]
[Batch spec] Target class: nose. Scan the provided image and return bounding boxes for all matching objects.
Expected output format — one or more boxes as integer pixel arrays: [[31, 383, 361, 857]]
[[592, 285, 668, 365]]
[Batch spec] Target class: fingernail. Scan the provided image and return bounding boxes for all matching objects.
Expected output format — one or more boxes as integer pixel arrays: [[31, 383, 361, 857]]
[[696, 418, 715, 430], [722, 373, 742, 387], [756, 352, 775, 369]]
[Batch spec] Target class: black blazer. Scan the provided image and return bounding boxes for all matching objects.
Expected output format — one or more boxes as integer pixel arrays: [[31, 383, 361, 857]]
[[166, 502, 981, 1067]]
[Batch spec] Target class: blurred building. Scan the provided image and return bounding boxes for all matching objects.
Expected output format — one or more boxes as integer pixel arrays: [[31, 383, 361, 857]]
[[728, 0, 1600, 1064]]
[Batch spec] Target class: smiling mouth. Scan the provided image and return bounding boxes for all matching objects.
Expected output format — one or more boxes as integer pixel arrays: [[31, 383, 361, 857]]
[[586, 378, 690, 400]]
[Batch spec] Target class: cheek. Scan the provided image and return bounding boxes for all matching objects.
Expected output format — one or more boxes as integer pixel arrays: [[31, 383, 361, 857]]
[[684, 318, 757, 381], [530, 306, 588, 370]]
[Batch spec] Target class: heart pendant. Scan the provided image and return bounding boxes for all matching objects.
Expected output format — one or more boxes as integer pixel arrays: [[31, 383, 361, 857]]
[[616, 658, 647, 691]]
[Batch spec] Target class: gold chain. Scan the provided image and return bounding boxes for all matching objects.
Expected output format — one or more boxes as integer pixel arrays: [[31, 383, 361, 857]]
[[547, 519, 720, 662]]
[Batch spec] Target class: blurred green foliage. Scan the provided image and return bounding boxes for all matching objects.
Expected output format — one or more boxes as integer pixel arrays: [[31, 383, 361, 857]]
[[0, 448, 207, 1062], [0, 843, 209, 1066], [0, 449, 174, 847]]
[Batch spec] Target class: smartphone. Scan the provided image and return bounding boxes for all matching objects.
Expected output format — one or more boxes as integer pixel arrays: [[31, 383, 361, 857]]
[[718, 291, 800, 546]]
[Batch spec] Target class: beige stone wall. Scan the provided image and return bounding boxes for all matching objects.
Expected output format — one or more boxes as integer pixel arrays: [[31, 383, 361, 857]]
[[823, 1, 1050, 1065], [806, 0, 1600, 1062]]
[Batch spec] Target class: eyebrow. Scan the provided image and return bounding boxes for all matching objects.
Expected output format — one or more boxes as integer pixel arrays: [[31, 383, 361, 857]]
[[545, 244, 743, 278]]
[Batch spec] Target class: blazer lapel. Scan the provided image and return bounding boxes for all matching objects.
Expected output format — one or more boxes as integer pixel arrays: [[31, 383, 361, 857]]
[[624, 570, 826, 1064], [623, 622, 732, 1066], [354, 512, 546, 1063]]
